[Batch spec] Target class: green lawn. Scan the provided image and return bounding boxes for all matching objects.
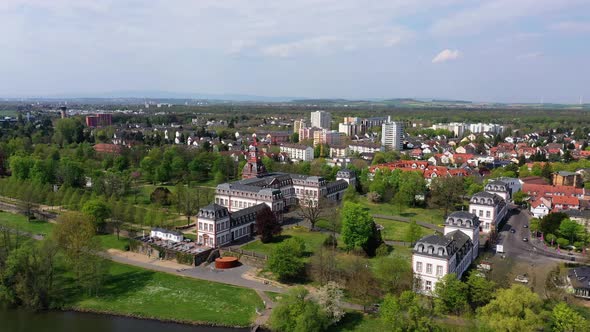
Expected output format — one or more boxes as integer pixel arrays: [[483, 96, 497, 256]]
[[97, 234, 129, 251], [264, 291, 283, 303], [359, 198, 445, 226], [241, 227, 328, 257], [0, 211, 54, 235], [68, 261, 263, 327], [374, 218, 432, 242], [328, 312, 382, 332]]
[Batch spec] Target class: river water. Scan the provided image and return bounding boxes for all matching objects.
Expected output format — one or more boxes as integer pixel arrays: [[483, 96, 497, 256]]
[[0, 307, 249, 332]]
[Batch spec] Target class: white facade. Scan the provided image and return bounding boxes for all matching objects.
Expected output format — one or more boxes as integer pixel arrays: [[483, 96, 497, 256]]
[[469, 192, 507, 233], [280, 144, 314, 162], [311, 111, 331, 129], [381, 119, 404, 151], [413, 211, 479, 295], [150, 228, 184, 243], [485, 180, 510, 201], [530, 198, 551, 218]]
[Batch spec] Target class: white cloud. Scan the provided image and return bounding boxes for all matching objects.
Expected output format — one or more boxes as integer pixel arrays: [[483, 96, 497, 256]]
[[550, 21, 590, 34], [261, 36, 343, 57], [432, 49, 461, 63]]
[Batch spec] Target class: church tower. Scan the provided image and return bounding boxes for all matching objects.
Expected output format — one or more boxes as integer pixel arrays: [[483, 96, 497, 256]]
[[242, 134, 268, 179]]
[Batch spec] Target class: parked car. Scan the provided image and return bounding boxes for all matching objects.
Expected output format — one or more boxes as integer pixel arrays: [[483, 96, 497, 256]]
[[523, 224, 529, 228], [522, 237, 528, 242], [510, 229, 516, 234]]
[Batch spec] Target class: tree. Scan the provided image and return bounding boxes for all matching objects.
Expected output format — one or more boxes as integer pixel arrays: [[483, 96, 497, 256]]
[[267, 238, 305, 281], [559, 219, 583, 245], [0, 240, 58, 310], [477, 284, 546, 332], [297, 195, 330, 230], [551, 302, 589, 332], [269, 287, 330, 332], [540, 213, 568, 237], [309, 246, 338, 285], [256, 206, 282, 243], [380, 291, 437, 332], [82, 199, 111, 233], [404, 221, 423, 245], [429, 176, 465, 217], [52, 212, 108, 293], [315, 282, 345, 324], [466, 272, 496, 308], [340, 202, 375, 252], [373, 253, 413, 295], [433, 273, 469, 315], [541, 162, 553, 183], [513, 191, 529, 205], [175, 184, 200, 225]]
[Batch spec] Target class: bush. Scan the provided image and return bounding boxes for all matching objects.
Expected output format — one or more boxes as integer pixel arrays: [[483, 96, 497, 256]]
[[150, 187, 172, 206], [375, 243, 392, 257], [176, 252, 195, 265], [124, 244, 130, 251], [323, 234, 337, 248], [367, 191, 381, 203], [556, 238, 570, 248]]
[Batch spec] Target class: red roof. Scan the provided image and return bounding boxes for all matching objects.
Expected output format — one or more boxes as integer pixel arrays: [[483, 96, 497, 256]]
[[523, 183, 584, 200], [551, 196, 579, 206], [93, 143, 123, 154]]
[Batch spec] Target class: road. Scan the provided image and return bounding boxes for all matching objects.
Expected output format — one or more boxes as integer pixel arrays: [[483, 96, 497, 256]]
[[498, 209, 581, 263]]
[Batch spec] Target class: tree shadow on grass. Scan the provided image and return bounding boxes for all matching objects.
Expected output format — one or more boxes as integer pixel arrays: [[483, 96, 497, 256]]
[[56, 263, 155, 306], [269, 234, 292, 243], [327, 311, 370, 332]]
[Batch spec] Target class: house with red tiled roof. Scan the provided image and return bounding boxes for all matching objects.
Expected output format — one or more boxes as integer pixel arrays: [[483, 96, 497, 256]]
[[530, 197, 551, 218], [552, 195, 580, 211], [93, 143, 123, 155]]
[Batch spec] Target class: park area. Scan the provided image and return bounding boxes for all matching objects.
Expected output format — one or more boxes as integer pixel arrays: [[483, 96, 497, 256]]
[[67, 262, 263, 327]]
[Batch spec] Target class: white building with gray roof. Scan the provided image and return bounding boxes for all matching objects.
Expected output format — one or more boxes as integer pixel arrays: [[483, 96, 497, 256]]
[[412, 211, 480, 295], [469, 192, 507, 233]]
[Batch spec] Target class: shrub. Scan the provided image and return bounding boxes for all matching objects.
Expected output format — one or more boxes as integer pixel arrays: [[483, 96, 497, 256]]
[[323, 234, 337, 248], [375, 243, 392, 257], [556, 238, 570, 248]]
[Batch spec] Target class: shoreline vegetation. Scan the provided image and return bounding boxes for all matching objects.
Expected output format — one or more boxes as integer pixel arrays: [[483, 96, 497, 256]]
[[0, 211, 263, 328]]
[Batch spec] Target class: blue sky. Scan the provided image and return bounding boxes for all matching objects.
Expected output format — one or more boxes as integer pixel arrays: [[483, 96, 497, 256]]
[[1, 0, 589, 103]]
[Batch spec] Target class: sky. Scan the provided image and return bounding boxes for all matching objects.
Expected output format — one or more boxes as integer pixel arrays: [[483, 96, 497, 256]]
[[1, 0, 589, 103]]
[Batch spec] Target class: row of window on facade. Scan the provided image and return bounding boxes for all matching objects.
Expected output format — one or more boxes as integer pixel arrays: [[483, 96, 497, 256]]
[[198, 220, 229, 232], [295, 187, 318, 197], [416, 262, 444, 276], [215, 198, 261, 209], [472, 209, 491, 218]]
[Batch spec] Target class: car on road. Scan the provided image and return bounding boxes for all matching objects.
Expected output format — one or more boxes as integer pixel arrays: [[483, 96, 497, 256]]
[[523, 224, 529, 228], [510, 229, 516, 233], [522, 237, 528, 242]]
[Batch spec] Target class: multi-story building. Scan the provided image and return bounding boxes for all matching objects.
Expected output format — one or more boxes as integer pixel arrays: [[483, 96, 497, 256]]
[[215, 138, 351, 217], [413, 211, 479, 295], [293, 119, 307, 134], [381, 117, 404, 151], [348, 142, 382, 155], [338, 122, 360, 137], [329, 145, 348, 158], [196, 203, 267, 247], [280, 143, 314, 162], [299, 127, 320, 141], [432, 122, 466, 137], [485, 180, 511, 201], [85, 113, 112, 127], [311, 111, 332, 129], [469, 192, 507, 233], [314, 129, 342, 146]]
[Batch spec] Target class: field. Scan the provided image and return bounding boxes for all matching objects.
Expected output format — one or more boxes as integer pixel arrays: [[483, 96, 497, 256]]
[[66, 261, 263, 327], [374, 218, 431, 242], [0, 211, 54, 235], [97, 234, 130, 250], [359, 198, 445, 226], [241, 226, 328, 257]]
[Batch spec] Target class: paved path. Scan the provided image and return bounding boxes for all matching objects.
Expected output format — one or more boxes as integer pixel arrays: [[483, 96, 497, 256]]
[[106, 250, 285, 293]]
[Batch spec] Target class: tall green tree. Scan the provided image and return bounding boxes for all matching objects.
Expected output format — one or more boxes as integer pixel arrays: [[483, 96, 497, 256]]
[[433, 273, 469, 315], [269, 287, 330, 332], [82, 199, 111, 233], [466, 272, 496, 308], [477, 284, 546, 332], [429, 176, 465, 217], [340, 202, 376, 253], [267, 238, 305, 281], [551, 302, 589, 332]]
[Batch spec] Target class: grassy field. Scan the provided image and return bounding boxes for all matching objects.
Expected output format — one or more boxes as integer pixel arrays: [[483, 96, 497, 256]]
[[97, 234, 130, 251], [0, 211, 54, 235], [264, 291, 283, 303], [359, 198, 445, 226], [66, 261, 263, 326], [328, 312, 383, 332], [374, 218, 432, 242], [241, 226, 328, 257]]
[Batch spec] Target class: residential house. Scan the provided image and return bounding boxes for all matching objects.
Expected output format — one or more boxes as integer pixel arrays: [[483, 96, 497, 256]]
[[469, 192, 507, 233]]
